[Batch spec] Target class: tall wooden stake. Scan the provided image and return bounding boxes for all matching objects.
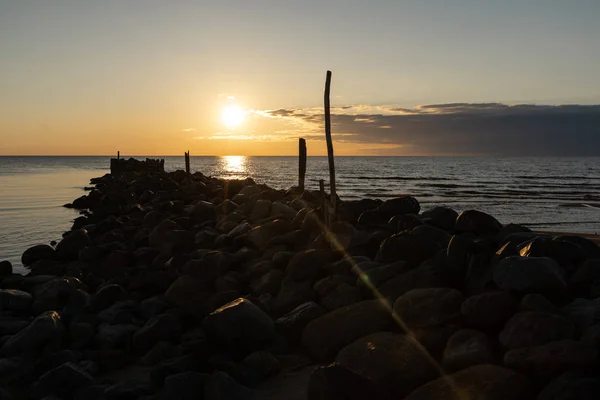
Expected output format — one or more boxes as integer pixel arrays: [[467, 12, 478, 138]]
[[324, 70, 336, 224], [184, 151, 190, 175], [299, 138, 307, 192], [117, 151, 120, 160]]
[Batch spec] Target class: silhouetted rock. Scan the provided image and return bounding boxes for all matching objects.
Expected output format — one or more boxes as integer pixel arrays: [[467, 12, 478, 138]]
[[443, 329, 495, 371], [22, 244, 55, 266], [500, 312, 575, 349], [307, 363, 391, 400], [461, 291, 518, 331], [32, 362, 94, 399], [455, 209, 503, 236], [1, 311, 64, 357], [393, 287, 463, 329], [493, 256, 568, 300]]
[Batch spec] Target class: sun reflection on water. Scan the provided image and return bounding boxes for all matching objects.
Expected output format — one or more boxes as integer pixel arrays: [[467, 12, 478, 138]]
[[219, 155, 248, 179]]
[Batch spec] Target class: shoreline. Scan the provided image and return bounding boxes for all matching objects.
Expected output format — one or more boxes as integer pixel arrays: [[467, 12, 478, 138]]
[[1, 159, 600, 399]]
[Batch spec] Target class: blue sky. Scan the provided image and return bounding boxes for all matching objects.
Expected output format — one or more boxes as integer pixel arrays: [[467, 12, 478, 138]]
[[1, 1, 599, 155]]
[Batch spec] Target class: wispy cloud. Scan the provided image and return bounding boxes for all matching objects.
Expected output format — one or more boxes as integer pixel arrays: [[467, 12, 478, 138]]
[[181, 128, 196, 132]]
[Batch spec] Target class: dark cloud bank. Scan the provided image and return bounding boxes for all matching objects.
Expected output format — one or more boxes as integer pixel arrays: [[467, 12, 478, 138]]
[[271, 103, 600, 156]]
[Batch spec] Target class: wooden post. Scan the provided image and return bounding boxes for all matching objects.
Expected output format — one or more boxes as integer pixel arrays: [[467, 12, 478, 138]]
[[319, 179, 328, 228], [184, 151, 190, 175], [324, 70, 336, 224], [299, 138, 307, 192], [117, 151, 120, 160]]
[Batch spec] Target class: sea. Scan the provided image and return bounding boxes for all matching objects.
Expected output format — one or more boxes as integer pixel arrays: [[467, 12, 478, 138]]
[[1, 156, 599, 274]]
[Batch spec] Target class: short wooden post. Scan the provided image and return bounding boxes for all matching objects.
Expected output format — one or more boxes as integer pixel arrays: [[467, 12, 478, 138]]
[[324, 70, 336, 225], [299, 138, 307, 191], [117, 151, 120, 160], [319, 179, 328, 227], [184, 151, 190, 175]]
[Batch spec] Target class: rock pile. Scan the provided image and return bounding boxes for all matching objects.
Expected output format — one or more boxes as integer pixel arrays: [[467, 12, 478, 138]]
[[1, 166, 600, 399]]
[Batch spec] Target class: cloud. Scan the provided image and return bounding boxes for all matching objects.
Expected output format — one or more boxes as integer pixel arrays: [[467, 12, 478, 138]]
[[181, 128, 196, 132], [254, 103, 600, 156]]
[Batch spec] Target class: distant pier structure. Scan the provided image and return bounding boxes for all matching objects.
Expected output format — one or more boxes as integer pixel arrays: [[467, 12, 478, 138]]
[[110, 157, 165, 175]]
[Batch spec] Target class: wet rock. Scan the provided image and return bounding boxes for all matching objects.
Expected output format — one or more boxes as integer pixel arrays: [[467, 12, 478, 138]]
[[389, 214, 423, 232], [302, 299, 393, 361], [89, 284, 126, 312], [461, 291, 518, 331], [133, 313, 182, 352], [307, 363, 391, 400], [375, 234, 441, 266], [404, 364, 533, 400], [164, 275, 212, 315], [0, 260, 12, 276], [420, 206, 458, 232], [0, 289, 33, 312], [32, 362, 94, 399], [275, 301, 326, 342], [0, 311, 64, 357], [272, 277, 317, 316], [378, 263, 451, 301], [519, 237, 587, 274], [393, 288, 464, 329], [204, 371, 253, 400], [442, 329, 495, 371], [504, 340, 598, 380], [336, 332, 437, 398], [203, 298, 275, 356], [164, 371, 209, 400], [493, 256, 568, 300], [538, 372, 600, 400], [22, 244, 56, 266], [455, 209, 503, 236], [56, 230, 92, 260], [500, 312, 574, 349]]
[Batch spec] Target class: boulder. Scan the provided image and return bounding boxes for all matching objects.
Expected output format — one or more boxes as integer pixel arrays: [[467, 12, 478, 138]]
[[89, 284, 126, 312], [519, 237, 587, 274], [250, 270, 284, 296], [307, 363, 391, 400], [302, 299, 393, 361], [275, 301, 326, 342], [455, 209, 503, 236], [336, 332, 438, 398], [241, 351, 281, 381], [247, 219, 292, 250], [375, 234, 441, 266], [104, 378, 153, 399], [404, 364, 533, 400], [378, 263, 451, 301], [22, 244, 55, 266], [190, 200, 217, 224], [0, 311, 64, 357], [500, 311, 574, 349], [520, 293, 558, 314], [318, 281, 362, 311], [164, 371, 209, 400], [420, 206, 458, 232], [95, 324, 139, 350], [203, 298, 275, 356], [570, 259, 600, 298], [204, 371, 254, 400], [133, 313, 182, 352], [561, 297, 600, 331], [272, 277, 317, 316], [442, 329, 495, 371], [377, 196, 420, 219], [286, 249, 333, 282], [0, 260, 13, 276], [270, 202, 298, 220], [393, 288, 464, 329], [504, 340, 598, 380], [493, 256, 568, 300], [32, 277, 86, 314], [164, 275, 212, 315], [412, 325, 459, 360], [538, 372, 600, 400], [461, 291, 518, 331], [355, 261, 410, 294], [410, 225, 452, 248], [0, 289, 33, 312], [251, 199, 272, 220], [32, 362, 94, 399], [55, 229, 92, 260]]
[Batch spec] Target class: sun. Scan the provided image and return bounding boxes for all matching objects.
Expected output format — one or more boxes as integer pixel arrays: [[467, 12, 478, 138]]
[[221, 105, 245, 128]]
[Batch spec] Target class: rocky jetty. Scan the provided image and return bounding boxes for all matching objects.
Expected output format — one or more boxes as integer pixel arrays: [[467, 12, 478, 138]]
[[2, 165, 600, 399]]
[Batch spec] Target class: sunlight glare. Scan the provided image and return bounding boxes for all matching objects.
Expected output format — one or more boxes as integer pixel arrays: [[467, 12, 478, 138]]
[[222, 155, 246, 174], [221, 105, 245, 128]]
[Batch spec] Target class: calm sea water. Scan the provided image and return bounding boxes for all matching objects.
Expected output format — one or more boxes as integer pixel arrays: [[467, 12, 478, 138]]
[[1, 156, 599, 274]]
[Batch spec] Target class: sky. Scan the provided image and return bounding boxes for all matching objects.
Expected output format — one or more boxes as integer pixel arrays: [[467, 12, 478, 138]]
[[1, 0, 599, 156]]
